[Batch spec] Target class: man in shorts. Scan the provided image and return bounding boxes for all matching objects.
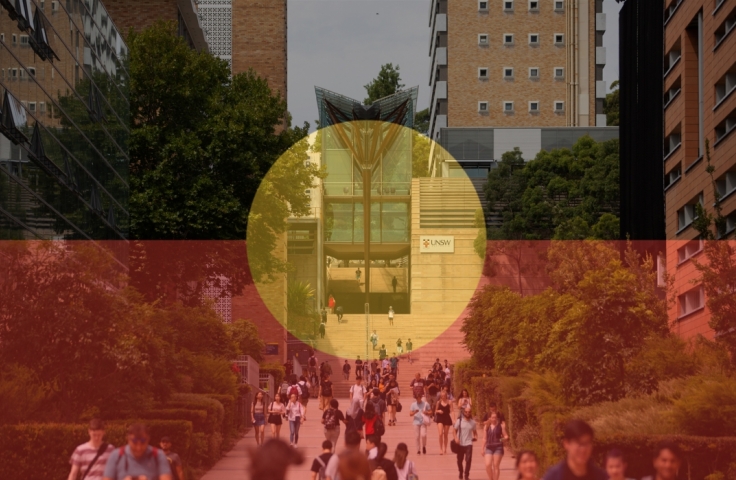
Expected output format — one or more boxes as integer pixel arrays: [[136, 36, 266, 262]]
[[103, 423, 172, 480], [68, 418, 115, 480]]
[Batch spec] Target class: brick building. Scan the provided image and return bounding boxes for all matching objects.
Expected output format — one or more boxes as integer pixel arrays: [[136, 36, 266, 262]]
[[662, 0, 736, 340], [428, 0, 608, 143]]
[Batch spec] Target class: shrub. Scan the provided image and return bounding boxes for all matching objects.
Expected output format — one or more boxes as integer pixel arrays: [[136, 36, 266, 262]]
[[205, 394, 237, 438], [166, 393, 225, 436], [671, 376, 736, 436], [0, 420, 193, 479], [136, 409, 208, 433], [452, 360, 492, 398], [259, 361, 286, 389], [593, 435, 736, 479]]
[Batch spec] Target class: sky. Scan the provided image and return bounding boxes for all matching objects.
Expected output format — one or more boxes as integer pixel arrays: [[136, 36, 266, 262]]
[[288, 0, 622, 132]]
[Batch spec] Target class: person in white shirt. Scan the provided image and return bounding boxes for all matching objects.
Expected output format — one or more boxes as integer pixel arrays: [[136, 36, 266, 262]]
[[349, 377, 366, 403], [393, 442, 419, 480], [365, 435, 379, 460], [286, 393, 306, 447]]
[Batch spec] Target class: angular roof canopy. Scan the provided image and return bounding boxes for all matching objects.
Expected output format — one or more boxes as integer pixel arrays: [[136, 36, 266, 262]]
[[315, 86, 419, 130]]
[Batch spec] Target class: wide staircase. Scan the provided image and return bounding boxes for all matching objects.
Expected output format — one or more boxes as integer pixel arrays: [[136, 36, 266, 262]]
[[313, 312, 469, 397]]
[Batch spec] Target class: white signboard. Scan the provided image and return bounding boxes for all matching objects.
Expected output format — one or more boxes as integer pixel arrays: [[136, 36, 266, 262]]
[[420, 235, 454, 253]]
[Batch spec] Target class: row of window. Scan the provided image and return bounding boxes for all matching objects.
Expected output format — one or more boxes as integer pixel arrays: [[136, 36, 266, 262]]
[[478, 66, 565, 80], [478, 33, 565, 46], [676, 189, 736, 237], [478, 100, 565, 113], [478, 0, 564, 13], [0, 67, 37, 79]]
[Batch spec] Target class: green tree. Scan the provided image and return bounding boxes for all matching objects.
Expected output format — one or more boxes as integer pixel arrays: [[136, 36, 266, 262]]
[[364, 63, 405, 105], [227, 319, 266, 361], [287, 280, 319, 337], [412, 132, 430, 178], [414, 108, 430, 136], [604, 80, 619, 126]]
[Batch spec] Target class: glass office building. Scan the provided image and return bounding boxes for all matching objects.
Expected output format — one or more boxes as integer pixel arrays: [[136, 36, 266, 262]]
[[0, 0, 128, 242]]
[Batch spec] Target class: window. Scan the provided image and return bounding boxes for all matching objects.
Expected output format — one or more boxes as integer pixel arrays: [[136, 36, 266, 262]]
[[664, 0, 683, 24], [11, 68, 17, 79], [664, 79, 682, 108], [0, 34, 4, 42], [554, 101, 565, 112], [478, 67, 489, 79], [19, 35, 28, 46], [554, 33, 564, 45], [1, 69, 3, 79], [665, 48, 681, 76], [12, 34, 16, 45], [665, 164, 682, 189], [478, 101, 489, 112], [529, 34, 539, 45], [677, 238, 703, 264], [478, 34, 489, 45], [479, 1, 488, 11], [554, 67, 564, 79], [554, 0, 564, 11], [723, 211, 736, 236], [716, 170, 736, 199], [665, 131, 682, 156], [39, 102, 46, 113], [51, 0, 58, 12], [714, 9, 736, 48], [40, 0, 44, 9], [503, 34, 514, 45], [18, 69, 24, 79], [529, 0, 539, 10], [503, 101, 514, 113], [529, 101, 540, 112], [715, 70, 736, 106], [29, 102, 36, 113], [504, 0, 514, 11], [678, 286, 704, 318], [529, 67, 539, 79], [504, 67, 514, 79], [715, 114, 736, 144], [677, 193, 703, 231], [28, 67, 35, 77]]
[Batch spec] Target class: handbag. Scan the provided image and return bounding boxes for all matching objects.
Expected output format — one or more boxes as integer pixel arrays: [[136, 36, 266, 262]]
[[267, 402, 281, 423], [421, 413, 432, 427], [396, 401, 403, 413], [450, 416, 463, 454], [407, 459, 419, 480]]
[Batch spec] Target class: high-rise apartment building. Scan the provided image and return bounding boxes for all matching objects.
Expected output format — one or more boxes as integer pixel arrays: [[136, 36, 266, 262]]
[[0, 0, 129, 248], [428, 0, 608, 142], [662, 0, 736, 340]]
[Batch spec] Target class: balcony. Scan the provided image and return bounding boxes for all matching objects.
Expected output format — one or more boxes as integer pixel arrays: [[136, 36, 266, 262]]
[[596, 47, 606, 65], [430, 47, 447, 80], [433, 81, 447, 102], [596, 80, 607, 99], [596, 13, 606, 32], [429, 13, 447, 55]]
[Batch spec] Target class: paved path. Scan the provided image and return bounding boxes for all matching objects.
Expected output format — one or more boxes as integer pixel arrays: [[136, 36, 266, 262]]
[[202, 397, 516, 480]]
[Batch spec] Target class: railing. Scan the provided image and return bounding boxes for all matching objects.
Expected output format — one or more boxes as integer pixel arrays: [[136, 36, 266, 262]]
[[233, 355, 260, 386]]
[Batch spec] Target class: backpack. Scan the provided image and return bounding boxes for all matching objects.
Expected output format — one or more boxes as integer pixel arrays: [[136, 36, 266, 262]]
[[309, 356, 317, 367], [166, 455, 181, 480], [300, 381, 310, 399], [371, 464, 388, 480], [374, 416, 385, 436], [280, 382, 289, 396], [289, 385, 300, 398], [324, 408, 338, 430], [322, 381, 333, 397], [315, 454, 332, 480]]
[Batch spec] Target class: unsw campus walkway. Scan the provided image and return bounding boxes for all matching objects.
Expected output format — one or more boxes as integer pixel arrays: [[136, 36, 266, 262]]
[[202, 396, 516, 480]]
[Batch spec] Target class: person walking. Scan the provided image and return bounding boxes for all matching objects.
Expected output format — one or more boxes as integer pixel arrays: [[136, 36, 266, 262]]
[[159, 437, 184, 480], [336, 305, 344, 322], [355, 357, 364, 379], [268, 394, 286, 439], [370, 330, 379, 350], [321, 306, 328, 324], [393, 442, 419, 480], [355, 268, 362, 284], [406, 338, 413, 364], [434, 390, 454, 455], [371, 442, 399, 480], [324, 430, 364, 480], [311, 441, 335, 480], [410, 395, 431, 455], [328, 294, 336, 314], [515, 450, 541, 480], [252, 390, 267, 446], [388, 306, 394, 326], [379, 344, 388, 361], [102, 423, 172, 480], [386, 380, 400, 426], [396, 338, 403, 355], [410, 373, 425, 400], [457, 389, 472, 411], [391, 276, 398, 293], [541, 420, 606, 480], [640, 442, 683, 480], [322, 399, 346, 453], [343, 360, 351, 381], [483, 412, 509, 480], [319, 321, 326, 339], [286, 393, 306, 447], [67, 418, 115, 480], [320, 374, 334, 411], [362, 402, 380, 442], [390, 355, 399, 376], [605, 449, 636, 480], [350, 376, 366, 404], [453, 406, 478, 480]]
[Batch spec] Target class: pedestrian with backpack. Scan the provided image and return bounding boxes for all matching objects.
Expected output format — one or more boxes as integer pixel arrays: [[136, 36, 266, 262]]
[[159, 437, 184, 480], [322, 399, 347, 452], [320, 374, 334, 411], [268, 394, 287, 439], [370, 442, 398, 480], [298, 375, 312, 417], [102, 423, 172, 480], [311, 440, 335, 480], [67, 418, 115, 480], [393, 443, 419, 480]]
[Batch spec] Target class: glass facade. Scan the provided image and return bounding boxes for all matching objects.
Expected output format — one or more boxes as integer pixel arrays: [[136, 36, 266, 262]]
[[0, 0, 129, 241]]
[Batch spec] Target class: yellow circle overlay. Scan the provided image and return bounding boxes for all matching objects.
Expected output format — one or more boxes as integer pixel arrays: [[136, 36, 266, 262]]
[[247, 121, 484, 360]]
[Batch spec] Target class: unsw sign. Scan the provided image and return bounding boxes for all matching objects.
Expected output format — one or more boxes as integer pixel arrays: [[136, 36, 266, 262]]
[[420, 235, 455, 253]]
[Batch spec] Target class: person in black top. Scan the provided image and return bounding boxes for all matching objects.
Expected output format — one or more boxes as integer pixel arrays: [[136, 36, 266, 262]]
[[426, 376, 440, 411], [355, 357, 363, 379], [342, 360, 351, 381], [370, 442, 399, 480], [310, 440, 334, 480], [322, 399, 347, 453]]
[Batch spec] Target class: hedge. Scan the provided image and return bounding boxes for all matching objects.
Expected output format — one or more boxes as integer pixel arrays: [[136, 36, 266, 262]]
[[593, 434, 736, 479], [0, 420, 193, 479], [205, 394, 236, 437], [453, 360, 493, 399], [136, 409, 208, 433], [166, 393, 225, 436], [259, 362, 286, 388]]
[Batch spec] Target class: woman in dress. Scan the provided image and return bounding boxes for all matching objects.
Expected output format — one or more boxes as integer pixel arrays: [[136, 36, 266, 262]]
[[267, 393, 286, 439], [386, 380, 400, 426], [514, 450, 540, 480], [483, 412, 509, 480], [286, 393, 306, 447], [393, 442, 419, 480], [251, 390, 267, 446], [433, 390, 454, 454], [457, 388, 472, 410]]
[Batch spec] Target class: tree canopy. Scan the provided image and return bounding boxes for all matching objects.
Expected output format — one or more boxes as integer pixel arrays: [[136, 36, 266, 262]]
[[484, 136, 620, 241], [604, 80, 620, 126], [363, 63, 405, 105]]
